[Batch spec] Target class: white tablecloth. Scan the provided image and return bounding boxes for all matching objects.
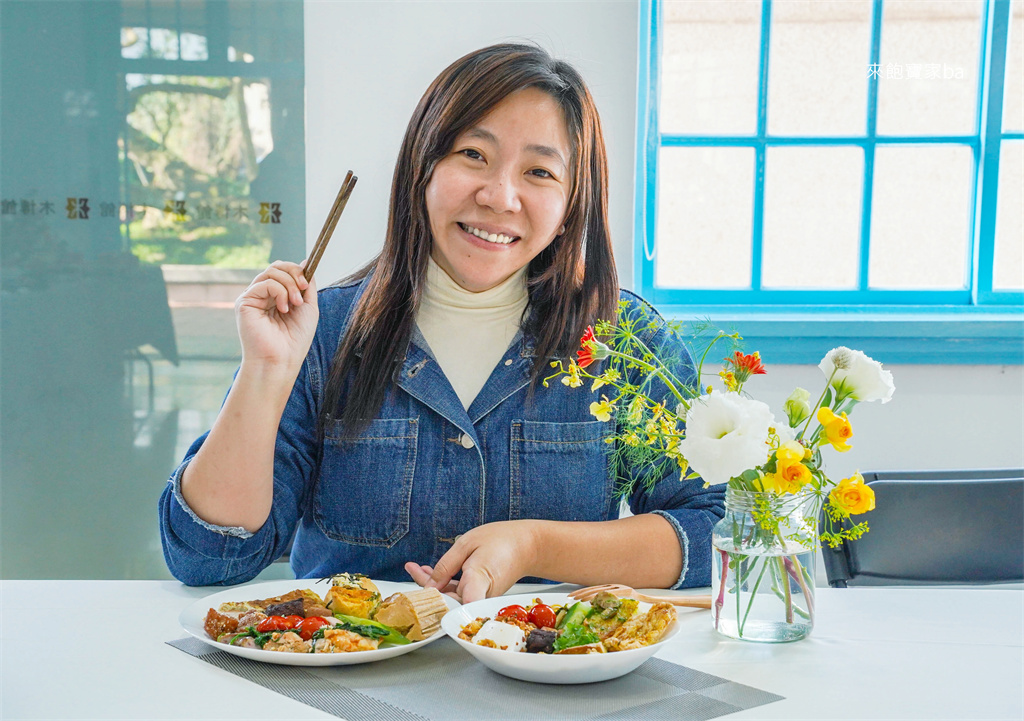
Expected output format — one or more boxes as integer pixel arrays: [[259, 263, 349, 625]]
[[1, 581, 1021, 720]]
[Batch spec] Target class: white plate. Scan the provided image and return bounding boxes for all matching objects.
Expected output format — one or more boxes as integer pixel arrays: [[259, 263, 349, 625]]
[[180, 579, 459, 666], [441, 592, 680, 684]]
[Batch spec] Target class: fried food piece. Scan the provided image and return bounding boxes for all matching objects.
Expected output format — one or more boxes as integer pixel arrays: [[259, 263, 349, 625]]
[[217, 601, 258, 614], [248, 588, 324, 610], [374, 588, 448, 641], [602, 602, 677, 652], [325, 586, 381, 619], [313, 628, 380, 653], [585, 595, 639, 639], [262, 631, 312, 653], [554, 643, 606, 655], [204, 608, 239, 640]]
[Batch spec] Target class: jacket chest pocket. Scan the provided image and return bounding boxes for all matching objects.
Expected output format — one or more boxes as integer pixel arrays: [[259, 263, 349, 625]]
[[314, 417, 418, 547], [510, 420, 615, 522]]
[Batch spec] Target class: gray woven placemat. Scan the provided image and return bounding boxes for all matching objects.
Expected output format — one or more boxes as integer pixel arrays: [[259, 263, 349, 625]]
[[168, 636, 782, 721]]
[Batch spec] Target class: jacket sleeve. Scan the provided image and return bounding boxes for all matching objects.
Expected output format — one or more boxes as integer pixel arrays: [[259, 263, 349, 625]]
[[617, 297, 725, 589], [157, 357, 321, 586]]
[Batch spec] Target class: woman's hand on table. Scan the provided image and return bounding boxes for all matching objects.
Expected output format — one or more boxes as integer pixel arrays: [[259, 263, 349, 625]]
[[235, 260, 319, 373], [404, 520, 540, 603]]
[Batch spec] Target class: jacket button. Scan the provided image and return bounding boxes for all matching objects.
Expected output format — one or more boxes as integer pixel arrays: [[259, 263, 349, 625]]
[[459, 433, 475, 449], [504, 359, 513, 366]]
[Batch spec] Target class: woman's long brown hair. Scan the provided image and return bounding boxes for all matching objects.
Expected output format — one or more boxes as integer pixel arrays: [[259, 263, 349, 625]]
[[321, 43, 618, 435]]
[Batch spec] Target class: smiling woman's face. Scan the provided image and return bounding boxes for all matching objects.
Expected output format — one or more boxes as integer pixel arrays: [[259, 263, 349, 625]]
[[425, 87, 572, 292]]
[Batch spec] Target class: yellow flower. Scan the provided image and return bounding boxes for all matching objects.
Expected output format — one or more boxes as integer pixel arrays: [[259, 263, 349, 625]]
[[761, 457, 810, 494], [817, 406, 853, 452], [591, 368, 620, 391], [776, 440, 805, 464], [719, 370, 738, 392], [830, 473, 876, 515], [561, 361, 583, 388], [590, 397, 615, 422], [777, 458, 811, 488]]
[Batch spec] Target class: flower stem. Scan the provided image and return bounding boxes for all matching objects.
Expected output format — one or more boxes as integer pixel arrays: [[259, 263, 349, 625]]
[[739, 556, 770, 637], [784, 555, 815, 618], [777, 556, 793, 624], [800, 368, 838, 440], [714, 549, 729, 629]]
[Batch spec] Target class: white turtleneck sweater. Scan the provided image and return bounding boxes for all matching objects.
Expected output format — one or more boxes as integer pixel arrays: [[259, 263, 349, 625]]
[[416, 257, 529, 410]]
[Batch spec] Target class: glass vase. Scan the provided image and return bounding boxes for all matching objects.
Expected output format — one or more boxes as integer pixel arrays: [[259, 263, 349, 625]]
[[711, 487, 818, 642]]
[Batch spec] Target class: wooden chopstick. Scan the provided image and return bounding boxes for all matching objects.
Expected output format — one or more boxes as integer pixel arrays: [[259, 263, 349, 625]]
[[304, 170, 357, 282]]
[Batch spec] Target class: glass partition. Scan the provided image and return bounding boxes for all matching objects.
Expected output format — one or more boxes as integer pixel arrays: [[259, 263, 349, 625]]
[[0, 0, 305, 579]]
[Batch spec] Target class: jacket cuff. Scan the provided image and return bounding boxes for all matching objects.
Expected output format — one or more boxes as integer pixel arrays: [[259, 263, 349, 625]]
[[649, 510, 689, 590]]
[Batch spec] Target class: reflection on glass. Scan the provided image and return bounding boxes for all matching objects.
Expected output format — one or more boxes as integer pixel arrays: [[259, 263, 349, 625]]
[[869, 145, 973, 289], [656, 147, 754, 289], [123, 74, 275, 267], [1005, 0, 1024, 131], [660, 0, 762, 134], [767, 0, 872, 136], [994, 141, 1024, 289], [876, 0, 983, 136], [762, 146, 863, 289]]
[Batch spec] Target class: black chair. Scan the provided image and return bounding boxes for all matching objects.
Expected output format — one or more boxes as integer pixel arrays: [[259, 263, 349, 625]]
[[821, 469, 1024, 587]]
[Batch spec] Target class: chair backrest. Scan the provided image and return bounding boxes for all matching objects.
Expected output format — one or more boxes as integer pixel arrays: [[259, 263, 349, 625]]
[[821, 469, 1024, 587]]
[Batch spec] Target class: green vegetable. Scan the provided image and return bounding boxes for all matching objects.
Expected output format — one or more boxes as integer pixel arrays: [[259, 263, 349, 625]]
[[552, 623, 599, 652], [332, 613, 410, 645], [557, 602, 589, 629]]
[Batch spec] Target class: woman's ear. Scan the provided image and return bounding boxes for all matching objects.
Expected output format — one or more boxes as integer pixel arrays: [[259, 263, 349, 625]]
[[558, 225, 566, 235]]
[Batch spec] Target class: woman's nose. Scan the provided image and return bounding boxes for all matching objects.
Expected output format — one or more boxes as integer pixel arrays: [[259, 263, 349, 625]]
[[475, 170, 522, 214]]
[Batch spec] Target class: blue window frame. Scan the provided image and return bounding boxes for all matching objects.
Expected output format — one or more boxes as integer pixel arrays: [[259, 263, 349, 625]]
[[636, 0, 1023, 363]]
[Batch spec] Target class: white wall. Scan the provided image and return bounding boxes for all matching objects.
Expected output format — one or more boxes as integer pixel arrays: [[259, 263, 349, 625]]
[[304, 0, 1024, 477]]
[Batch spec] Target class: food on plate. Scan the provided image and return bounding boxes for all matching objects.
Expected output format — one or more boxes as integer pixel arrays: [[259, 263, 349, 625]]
[[373, 587, 449, 641], [459, 593, 676, 655], [324, 572, 382, 619], [203, 575, 447, 654]]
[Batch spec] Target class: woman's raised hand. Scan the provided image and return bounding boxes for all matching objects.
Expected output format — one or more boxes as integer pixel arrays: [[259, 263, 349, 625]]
[[235, 260, 319, 372]]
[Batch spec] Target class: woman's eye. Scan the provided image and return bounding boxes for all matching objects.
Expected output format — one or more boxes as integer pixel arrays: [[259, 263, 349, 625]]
[[530, 168, 554, 179], [460, 149, 484, 161]]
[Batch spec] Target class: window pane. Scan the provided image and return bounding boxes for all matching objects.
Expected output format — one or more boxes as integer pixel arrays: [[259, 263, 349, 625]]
[[660, 0, 761, 134], [768, 1, 873, 136], [994, 141, 1024, 289], [656, 147, 754, 288], [869, 145, 973, 288], [1005, 0, 1024, 131], [762, 147, 863, 289], [876, 0, 983, 136]]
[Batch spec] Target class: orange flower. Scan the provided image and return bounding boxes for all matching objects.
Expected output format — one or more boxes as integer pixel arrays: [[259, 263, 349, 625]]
[[830, 473, 876, 515], [726, 351, 767, 384], [576, 326, 611, 368]]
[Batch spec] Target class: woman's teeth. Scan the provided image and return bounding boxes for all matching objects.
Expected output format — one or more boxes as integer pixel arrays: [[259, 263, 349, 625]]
[[459, 223, 517, 245]]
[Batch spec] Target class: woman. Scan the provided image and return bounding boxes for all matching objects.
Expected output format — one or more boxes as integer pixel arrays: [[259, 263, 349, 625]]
[[159, 43, 724, 601]]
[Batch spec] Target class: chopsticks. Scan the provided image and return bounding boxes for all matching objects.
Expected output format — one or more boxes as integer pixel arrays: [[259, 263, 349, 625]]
[[304, 170, 358, 283]]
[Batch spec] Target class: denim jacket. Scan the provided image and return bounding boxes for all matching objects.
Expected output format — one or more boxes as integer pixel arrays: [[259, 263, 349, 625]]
[[159, 278, 725, 587]]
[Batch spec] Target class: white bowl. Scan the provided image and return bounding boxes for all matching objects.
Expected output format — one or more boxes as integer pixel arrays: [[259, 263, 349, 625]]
[[440, 592, 680, 684]]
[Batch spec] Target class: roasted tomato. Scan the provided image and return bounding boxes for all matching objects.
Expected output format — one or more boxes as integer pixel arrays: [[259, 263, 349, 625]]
[[496, 604, 528, 624], [284, 615, 305, 629], [256, 616, 292, 633], [297, 616, 331, 640], [527, 603, 557, 629]]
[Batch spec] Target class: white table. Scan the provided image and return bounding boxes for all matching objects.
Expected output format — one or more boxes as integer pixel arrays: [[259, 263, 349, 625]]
[[2, 581, 1021, 720]]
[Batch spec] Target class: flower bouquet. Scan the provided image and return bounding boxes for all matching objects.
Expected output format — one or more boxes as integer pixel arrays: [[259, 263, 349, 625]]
[[548, 302, 894, 642]]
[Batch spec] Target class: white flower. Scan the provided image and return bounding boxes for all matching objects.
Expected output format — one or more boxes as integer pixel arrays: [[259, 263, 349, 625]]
[[678, 392, 774, 485], [819, 346, 895, 404]]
